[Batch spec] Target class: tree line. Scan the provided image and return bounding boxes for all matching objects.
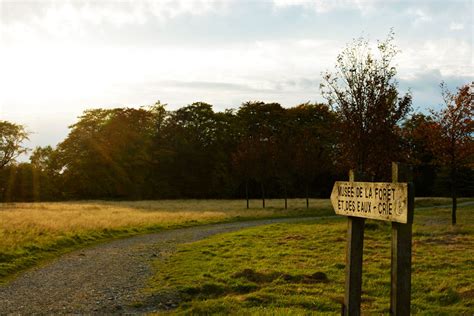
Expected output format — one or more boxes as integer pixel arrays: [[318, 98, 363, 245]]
[[1, 94, 472, 201], [0, 102, 338, 203], [1, 32, 472, 224]]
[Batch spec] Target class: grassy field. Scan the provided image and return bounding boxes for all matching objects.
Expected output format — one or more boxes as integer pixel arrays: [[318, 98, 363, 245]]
[[0, 199, 332, 282], [147, 201, 474, 315]]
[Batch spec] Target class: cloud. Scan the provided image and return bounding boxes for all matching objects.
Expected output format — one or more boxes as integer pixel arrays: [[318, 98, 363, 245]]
[[398, 38, 473, 79], [399, 69, 471, 111], [158, 80, 264, 93], [449, 22, 464, 31], [157, 77, 322, 95], [0, 0, 227, 44], [138, 78, 323, 110], [2, 35, 470, 111], [0, 38, 335, 113], [271, 0, 380, 14], [406, 8, 432, 26]]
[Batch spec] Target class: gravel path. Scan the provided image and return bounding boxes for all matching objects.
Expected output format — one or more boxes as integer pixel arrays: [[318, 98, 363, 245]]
[[0, 216, 324, 314]]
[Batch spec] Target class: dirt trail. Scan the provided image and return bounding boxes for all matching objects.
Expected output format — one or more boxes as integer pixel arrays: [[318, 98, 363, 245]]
[[0, 217, 322, 314]]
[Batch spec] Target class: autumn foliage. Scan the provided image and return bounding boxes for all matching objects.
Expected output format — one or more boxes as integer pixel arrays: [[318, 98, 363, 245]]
[[429, 83, 474, 224]]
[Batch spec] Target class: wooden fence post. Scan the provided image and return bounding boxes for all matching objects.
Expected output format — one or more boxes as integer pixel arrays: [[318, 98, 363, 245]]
[[343, 169, 365, 316], [390, 162, 414, 315]]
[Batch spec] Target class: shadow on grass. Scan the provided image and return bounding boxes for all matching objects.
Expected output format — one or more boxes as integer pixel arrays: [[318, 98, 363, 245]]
[[168, 268, 330, 306], [233, 268, 329, 284]]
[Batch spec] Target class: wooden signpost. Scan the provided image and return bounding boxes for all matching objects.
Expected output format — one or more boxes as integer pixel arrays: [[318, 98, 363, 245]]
[[332, 163, 414, 316]]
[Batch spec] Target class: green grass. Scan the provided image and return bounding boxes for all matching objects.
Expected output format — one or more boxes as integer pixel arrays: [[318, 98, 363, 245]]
[[147, 202, 474, 315], [414, 197, 473, 208]]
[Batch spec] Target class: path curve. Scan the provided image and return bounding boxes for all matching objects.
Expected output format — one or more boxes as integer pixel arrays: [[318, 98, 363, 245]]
[[0, 216, 325, 314]]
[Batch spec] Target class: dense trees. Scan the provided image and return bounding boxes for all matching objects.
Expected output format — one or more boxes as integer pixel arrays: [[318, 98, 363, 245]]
[[402, 114, 437, 196], [0, 102, 339, 201], [1, 101, 338, 201], [0, 94, 472, 203], [153, 102, 237, 198], [55, 108, 157, 199], [234, 102, 285, 207], [288, 103, 337, 207]]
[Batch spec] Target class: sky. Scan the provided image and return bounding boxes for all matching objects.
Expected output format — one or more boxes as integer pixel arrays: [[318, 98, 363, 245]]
[[0, 0, 473, 157]]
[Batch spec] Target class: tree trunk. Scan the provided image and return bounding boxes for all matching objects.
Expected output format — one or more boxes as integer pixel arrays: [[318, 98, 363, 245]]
[[245, 180, 249, 209], [261, 182, 265, 208], [305, 183, 309, 209], [284, 184, 287, 209], [452, 194, 457, 225], [451, 166, 457, 225]]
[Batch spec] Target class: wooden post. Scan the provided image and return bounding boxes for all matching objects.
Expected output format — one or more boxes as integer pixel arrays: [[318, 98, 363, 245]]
[[391, 162, 413, 315], [343, 169, 365, 316], [392, 162, 398, 183], [306, 182, 309, 209]]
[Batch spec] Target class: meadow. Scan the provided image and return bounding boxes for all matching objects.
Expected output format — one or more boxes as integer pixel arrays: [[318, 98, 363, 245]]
[[147, 200, 474, 315], [1, 197, 472, 314], [0, 198, 332, 282]]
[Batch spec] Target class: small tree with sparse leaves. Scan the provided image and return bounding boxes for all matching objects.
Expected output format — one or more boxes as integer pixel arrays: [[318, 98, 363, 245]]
[[320, 30, 412, 180]]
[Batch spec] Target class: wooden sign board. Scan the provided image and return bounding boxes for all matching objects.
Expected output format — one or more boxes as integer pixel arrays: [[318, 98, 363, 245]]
[[331, 181, 408, 223]]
